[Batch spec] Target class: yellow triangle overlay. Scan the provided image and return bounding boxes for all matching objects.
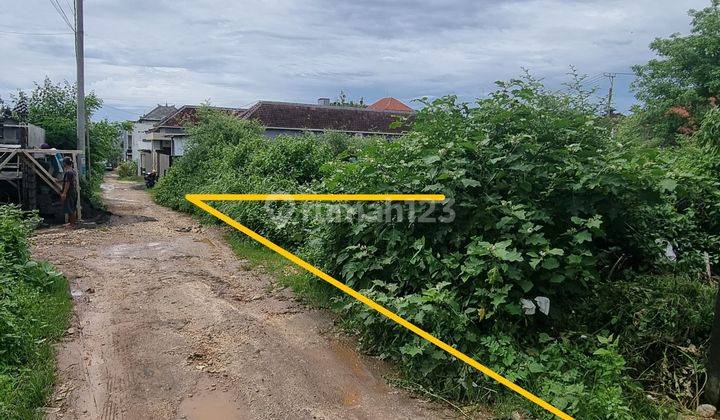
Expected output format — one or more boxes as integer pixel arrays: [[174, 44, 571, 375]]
[[186, 193, 573, 419]]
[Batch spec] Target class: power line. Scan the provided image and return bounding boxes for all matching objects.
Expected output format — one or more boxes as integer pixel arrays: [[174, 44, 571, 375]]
[[63, 0, 75, 18], [49, 0, 75, 32], [0, 29, 73, 36], [101, 104, 143, 117], [580, 74, 605, 86]]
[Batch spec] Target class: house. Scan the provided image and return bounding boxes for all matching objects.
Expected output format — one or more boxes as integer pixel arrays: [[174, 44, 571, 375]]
[[131, 105, 177, 174], [239, 98, 412, 138], [146, 105, 244, 176], [142, 97, 413, 176]]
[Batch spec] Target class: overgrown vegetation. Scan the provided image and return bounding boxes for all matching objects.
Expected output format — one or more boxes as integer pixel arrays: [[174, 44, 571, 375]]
[[116, 160, 139, 180], [154, 2, 720, 418], [0, 205, 72, 418]]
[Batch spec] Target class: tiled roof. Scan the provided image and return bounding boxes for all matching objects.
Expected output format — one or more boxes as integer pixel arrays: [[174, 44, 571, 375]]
[[240, 101, 412, 134], [152, 105, 245, 130], [139, 105, 178, 122], [367, 97, 413, 112]]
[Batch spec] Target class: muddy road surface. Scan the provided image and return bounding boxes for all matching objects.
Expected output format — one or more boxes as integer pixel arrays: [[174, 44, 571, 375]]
[[32, 174, 456, 420]]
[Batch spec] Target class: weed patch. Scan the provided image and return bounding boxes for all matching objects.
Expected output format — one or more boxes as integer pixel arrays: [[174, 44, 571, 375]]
[[0, 206, 72, 419]]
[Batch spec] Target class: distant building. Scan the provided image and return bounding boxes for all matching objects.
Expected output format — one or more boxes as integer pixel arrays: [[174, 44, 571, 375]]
[[117, 128, 132, 161], [131, 105, 177, 175], [146, 105, 244, 176], [240, 99, 412, 138], [141, 97, 413, 176]]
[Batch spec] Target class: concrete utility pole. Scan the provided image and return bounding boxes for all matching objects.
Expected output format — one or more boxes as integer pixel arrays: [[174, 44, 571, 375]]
[[603, 72, 616, 117], [75, 0, 86, 177], [707, 287, 720, 406]]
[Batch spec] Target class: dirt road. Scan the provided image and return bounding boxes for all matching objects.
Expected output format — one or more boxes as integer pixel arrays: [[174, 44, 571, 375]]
[[32, 174, 453, 420]]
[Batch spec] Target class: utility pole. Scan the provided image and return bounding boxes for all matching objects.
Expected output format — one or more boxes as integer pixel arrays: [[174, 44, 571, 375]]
[[603, 72, 616, 117], [707, 286, 720, 406], [75, 0, 86, 178]]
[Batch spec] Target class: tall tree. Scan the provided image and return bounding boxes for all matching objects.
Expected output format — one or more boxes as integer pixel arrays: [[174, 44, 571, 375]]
[[14, 77, 101, 149], [631, 0, 720, 142]]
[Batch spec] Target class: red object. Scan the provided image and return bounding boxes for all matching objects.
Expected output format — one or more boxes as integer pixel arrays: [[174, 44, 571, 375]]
[[367, 97, 413, 112]]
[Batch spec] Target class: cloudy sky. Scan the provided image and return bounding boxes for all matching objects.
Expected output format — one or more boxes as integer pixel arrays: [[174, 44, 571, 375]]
[[0, 0, 709, 121]]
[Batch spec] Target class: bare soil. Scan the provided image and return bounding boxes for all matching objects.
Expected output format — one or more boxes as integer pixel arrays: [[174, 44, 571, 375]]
[[32, 174, 459, 420]]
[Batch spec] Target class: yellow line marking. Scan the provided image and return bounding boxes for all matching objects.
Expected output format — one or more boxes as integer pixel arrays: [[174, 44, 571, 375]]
[[186, 193, 573, 419], [189, 193, 446, 201]]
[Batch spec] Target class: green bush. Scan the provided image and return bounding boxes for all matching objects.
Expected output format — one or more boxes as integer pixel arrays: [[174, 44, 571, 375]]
[[303, 78, 718, 417], [155, 107, 350, 244], [154, 83, 719, 418], [0, 205, 72, 418], [573, 274, 715, 408], [116, 160, 138, 179]]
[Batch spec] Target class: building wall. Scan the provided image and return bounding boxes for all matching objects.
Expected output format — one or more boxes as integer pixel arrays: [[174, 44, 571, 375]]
[[264, 128, 304, 138], [171, 137, 187, 156], [131, 121, 154, 162], [116, 129, 131, 160], [263, 128, 399, 139], [27, 124, 46, 148], [139, 151, 152, 174], [0, 119, 45, 147]]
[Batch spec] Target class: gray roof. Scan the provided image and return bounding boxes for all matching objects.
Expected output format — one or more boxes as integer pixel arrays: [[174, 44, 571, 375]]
[[139, 105, 178, 122]]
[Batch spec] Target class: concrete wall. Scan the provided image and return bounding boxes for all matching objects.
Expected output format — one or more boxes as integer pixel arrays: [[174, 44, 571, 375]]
[[27, 124, 46, 148], [171, 137, 187, 156], [139, 151, 152, 174], [116, 129, 132, 160], [131, 121, 153, 162], [0, 120, 45, 147]]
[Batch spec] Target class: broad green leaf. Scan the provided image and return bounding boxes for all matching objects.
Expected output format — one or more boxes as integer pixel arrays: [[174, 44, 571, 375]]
[[659, 178, 677, 192], [423, 155, 441, 164], [574, 230, 592, 243], [542, 257, 560, 269], [518, 278, 533, 292], [461, 178, 482, 188]]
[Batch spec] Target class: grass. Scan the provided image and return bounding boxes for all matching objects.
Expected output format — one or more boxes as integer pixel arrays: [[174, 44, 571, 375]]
[[0, 263, 72, 419], [224, 232, 340, 308]]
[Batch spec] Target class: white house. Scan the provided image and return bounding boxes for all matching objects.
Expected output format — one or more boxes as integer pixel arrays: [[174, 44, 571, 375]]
[[130, 105, 177, 174]]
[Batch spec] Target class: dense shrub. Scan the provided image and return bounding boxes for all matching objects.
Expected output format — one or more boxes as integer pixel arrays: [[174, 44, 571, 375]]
[[0, 205, 71, 418], [116, 160, 138, 179], [154, 84, 719, 418], [573, 274, 715, 408], [155, 108, 358, 244]]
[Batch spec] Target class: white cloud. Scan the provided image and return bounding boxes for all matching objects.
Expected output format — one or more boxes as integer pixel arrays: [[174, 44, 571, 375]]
[[0, 0, 709, 120]]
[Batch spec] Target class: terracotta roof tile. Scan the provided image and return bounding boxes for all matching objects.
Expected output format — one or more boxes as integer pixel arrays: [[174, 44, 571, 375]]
[[367, 97, 413, 112]]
